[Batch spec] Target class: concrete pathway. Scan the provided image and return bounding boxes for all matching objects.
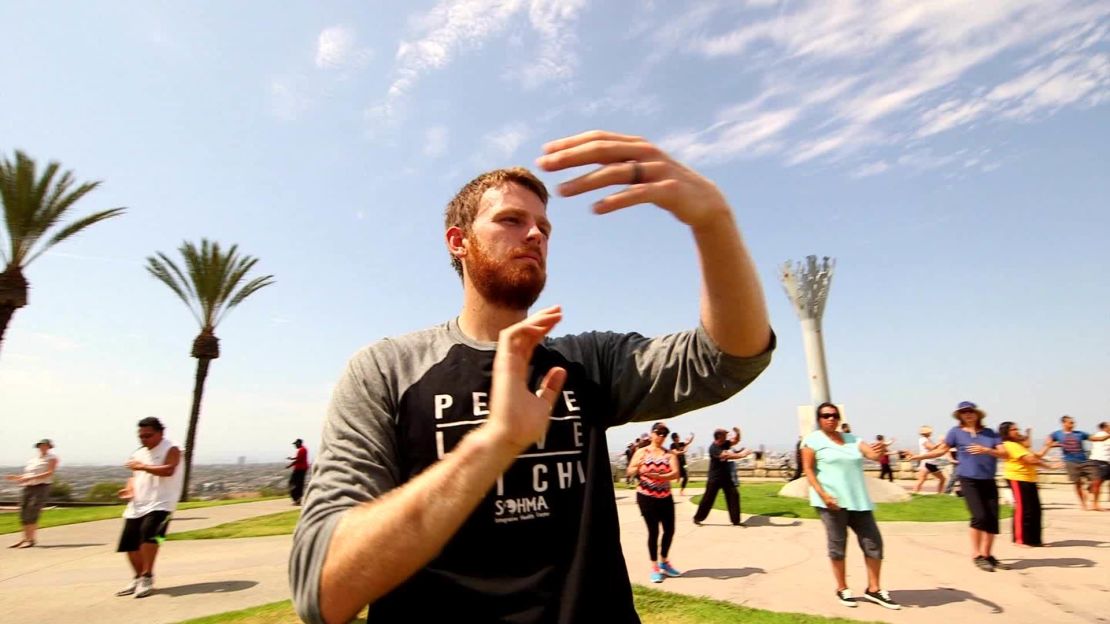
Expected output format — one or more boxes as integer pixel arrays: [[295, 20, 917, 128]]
[[0, 499, 295, 624], [628, 483, 1110, 623], [1, 486, 1108, 623]]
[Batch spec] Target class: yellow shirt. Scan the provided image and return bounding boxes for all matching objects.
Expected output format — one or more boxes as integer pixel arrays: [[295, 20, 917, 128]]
[[1002, 441, 1037, 482]]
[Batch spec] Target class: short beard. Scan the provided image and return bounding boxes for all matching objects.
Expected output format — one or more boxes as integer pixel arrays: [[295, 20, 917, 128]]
[[464, 237, 546, 311]]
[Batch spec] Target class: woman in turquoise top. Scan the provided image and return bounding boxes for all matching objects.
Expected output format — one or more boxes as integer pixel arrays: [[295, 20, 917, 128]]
[[802, 403, 900, 611]]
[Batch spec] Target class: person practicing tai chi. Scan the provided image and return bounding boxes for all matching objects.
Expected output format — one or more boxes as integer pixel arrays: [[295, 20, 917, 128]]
[[115, 417, 183, 598], [912, 426, 946, 494], [803, 403, 900, 611], [1049, 415, 1109, 510], [999, 422, 1059, 547], [1089, 422, 1110, 510], [627, 422, 683, 583], [287, 438, 310, 506], [289, 130, 774, 624], [910, 401, 1004, 572], [875, 435, 895, 483], [669, 431, 694, 495], [5, 438, 59, 549], [693, 428, 750, 526]]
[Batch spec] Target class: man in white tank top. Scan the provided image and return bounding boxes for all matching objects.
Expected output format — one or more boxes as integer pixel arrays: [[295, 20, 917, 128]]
[[114, 417, 183, 599]]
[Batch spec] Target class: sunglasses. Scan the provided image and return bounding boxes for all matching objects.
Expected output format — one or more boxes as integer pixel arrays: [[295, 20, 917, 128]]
[[652, 429, 669, 436], [818, 413, 840, 419]]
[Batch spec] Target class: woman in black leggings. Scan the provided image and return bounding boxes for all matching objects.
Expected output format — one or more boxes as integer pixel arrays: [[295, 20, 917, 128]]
[[628, 422, 682, 583]]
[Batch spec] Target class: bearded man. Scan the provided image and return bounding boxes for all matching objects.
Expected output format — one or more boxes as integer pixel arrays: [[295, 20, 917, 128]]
[[290, 130, 775, 624]]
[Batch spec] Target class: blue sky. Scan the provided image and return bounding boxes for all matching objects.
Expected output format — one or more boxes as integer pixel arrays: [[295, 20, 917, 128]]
[[1, 1, 1107, 465]]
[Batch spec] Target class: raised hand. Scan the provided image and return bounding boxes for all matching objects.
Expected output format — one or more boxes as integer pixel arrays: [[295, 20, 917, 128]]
[[487, 306, 568, 453], [536, 130, 730, 229]]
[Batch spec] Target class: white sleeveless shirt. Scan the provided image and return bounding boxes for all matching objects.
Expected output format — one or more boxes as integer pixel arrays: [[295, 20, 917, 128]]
[[124, 438, 183, 518]]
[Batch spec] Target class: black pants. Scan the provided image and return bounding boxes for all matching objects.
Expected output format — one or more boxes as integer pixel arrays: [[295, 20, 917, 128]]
[[878, 463, 894, 482], [290, 469, 307, 504], [960, 477, 1000, 534], [637, 493, 675, 561], [693, 476, 741, 525], [1008, 480, 1042, 546], [678, 464, 689, 490]]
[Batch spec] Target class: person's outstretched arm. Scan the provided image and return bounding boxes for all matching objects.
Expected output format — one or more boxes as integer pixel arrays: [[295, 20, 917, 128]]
[[309, 307, 567, 624], [538, 130, 771, 357]]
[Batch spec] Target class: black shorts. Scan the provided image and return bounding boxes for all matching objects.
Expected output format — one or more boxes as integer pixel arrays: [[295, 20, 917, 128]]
[[924, 463, 941, 473], [959, 477, 999, 534], [117, 511, 172, 552], [1091, 460, 1110, 481]]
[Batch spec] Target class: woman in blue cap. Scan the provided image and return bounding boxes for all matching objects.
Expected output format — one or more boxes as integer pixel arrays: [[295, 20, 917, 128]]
[[909, 401, 1005, 571]]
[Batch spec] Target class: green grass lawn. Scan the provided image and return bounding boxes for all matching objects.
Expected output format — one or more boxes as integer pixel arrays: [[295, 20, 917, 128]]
[[175, 586, 876, 624], [692, 482, 1012, 521], [0, 497, 282, 535], [168, 509, 300, 540]]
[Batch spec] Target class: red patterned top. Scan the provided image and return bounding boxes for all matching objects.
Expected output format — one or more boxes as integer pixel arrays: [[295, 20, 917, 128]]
[[637, 452, 673, 499]]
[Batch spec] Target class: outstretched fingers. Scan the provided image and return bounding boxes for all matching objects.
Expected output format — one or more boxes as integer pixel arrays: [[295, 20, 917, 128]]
[[541, 130, 645, 155]]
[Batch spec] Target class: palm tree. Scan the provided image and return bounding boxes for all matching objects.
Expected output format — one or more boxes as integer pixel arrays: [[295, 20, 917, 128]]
[[146, 239, 274, 501], [0, 150, 125, 355]]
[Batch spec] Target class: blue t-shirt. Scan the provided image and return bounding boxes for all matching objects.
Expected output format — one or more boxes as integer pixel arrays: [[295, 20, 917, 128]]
[[1051, 430, 1089, 463], [944, 426, 1001, 480], [802, 430, 873, 511]]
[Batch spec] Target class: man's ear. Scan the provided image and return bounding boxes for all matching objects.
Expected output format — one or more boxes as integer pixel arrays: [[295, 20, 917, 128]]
[[446, 226, 467, 261]]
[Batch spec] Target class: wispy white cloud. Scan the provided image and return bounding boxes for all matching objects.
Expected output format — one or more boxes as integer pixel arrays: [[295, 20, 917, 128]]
[[664, 0, 1110, 176], [368, 0, 587, 133], [424, 126, 450, 158], [850, 161, 890, 179], [471, 122, 533, 167], [269, 26, 372, 121], [315, 26, 373, 69], [485, 122, 531, 158], [511, 0, 587, 89]]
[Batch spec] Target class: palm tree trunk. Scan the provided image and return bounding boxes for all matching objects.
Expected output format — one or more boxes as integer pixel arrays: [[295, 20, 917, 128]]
[[181, 356, 212, 502], [0, 305, 15, 357]]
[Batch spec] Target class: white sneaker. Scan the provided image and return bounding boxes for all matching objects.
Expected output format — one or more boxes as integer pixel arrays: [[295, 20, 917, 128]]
[[837, 588, 857, 607], [134, 576, 154, 598], [115, 578, 139, 596]]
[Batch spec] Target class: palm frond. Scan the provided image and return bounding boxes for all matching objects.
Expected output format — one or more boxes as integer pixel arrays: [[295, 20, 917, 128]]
[[146, 254, 203, 326], [24, 207, 126, 265], [149, 238, 273, 332], [0, 150, 121, 268], [216, 274, 275, 326]]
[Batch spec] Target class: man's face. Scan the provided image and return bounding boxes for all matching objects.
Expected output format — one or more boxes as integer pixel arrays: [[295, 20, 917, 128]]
[[1062, 417, 1075, 431], [461, 183, 550, 310], [138, 426, 163, 449]]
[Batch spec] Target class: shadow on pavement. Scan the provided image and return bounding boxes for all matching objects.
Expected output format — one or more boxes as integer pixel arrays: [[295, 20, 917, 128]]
[[680, 567, 765, 580], [1047, 539, 1109, 548], [1005, 557, 1096, 569], [35, 543, 106, 549], [156, 580, 258, 597], [171, 516, 208, 521], [742, 515, 802, 528], [892, 588, 1003, 613]]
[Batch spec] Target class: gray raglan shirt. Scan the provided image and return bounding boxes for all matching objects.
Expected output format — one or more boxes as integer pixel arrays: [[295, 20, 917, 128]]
[[291, 318, 773, 623]]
